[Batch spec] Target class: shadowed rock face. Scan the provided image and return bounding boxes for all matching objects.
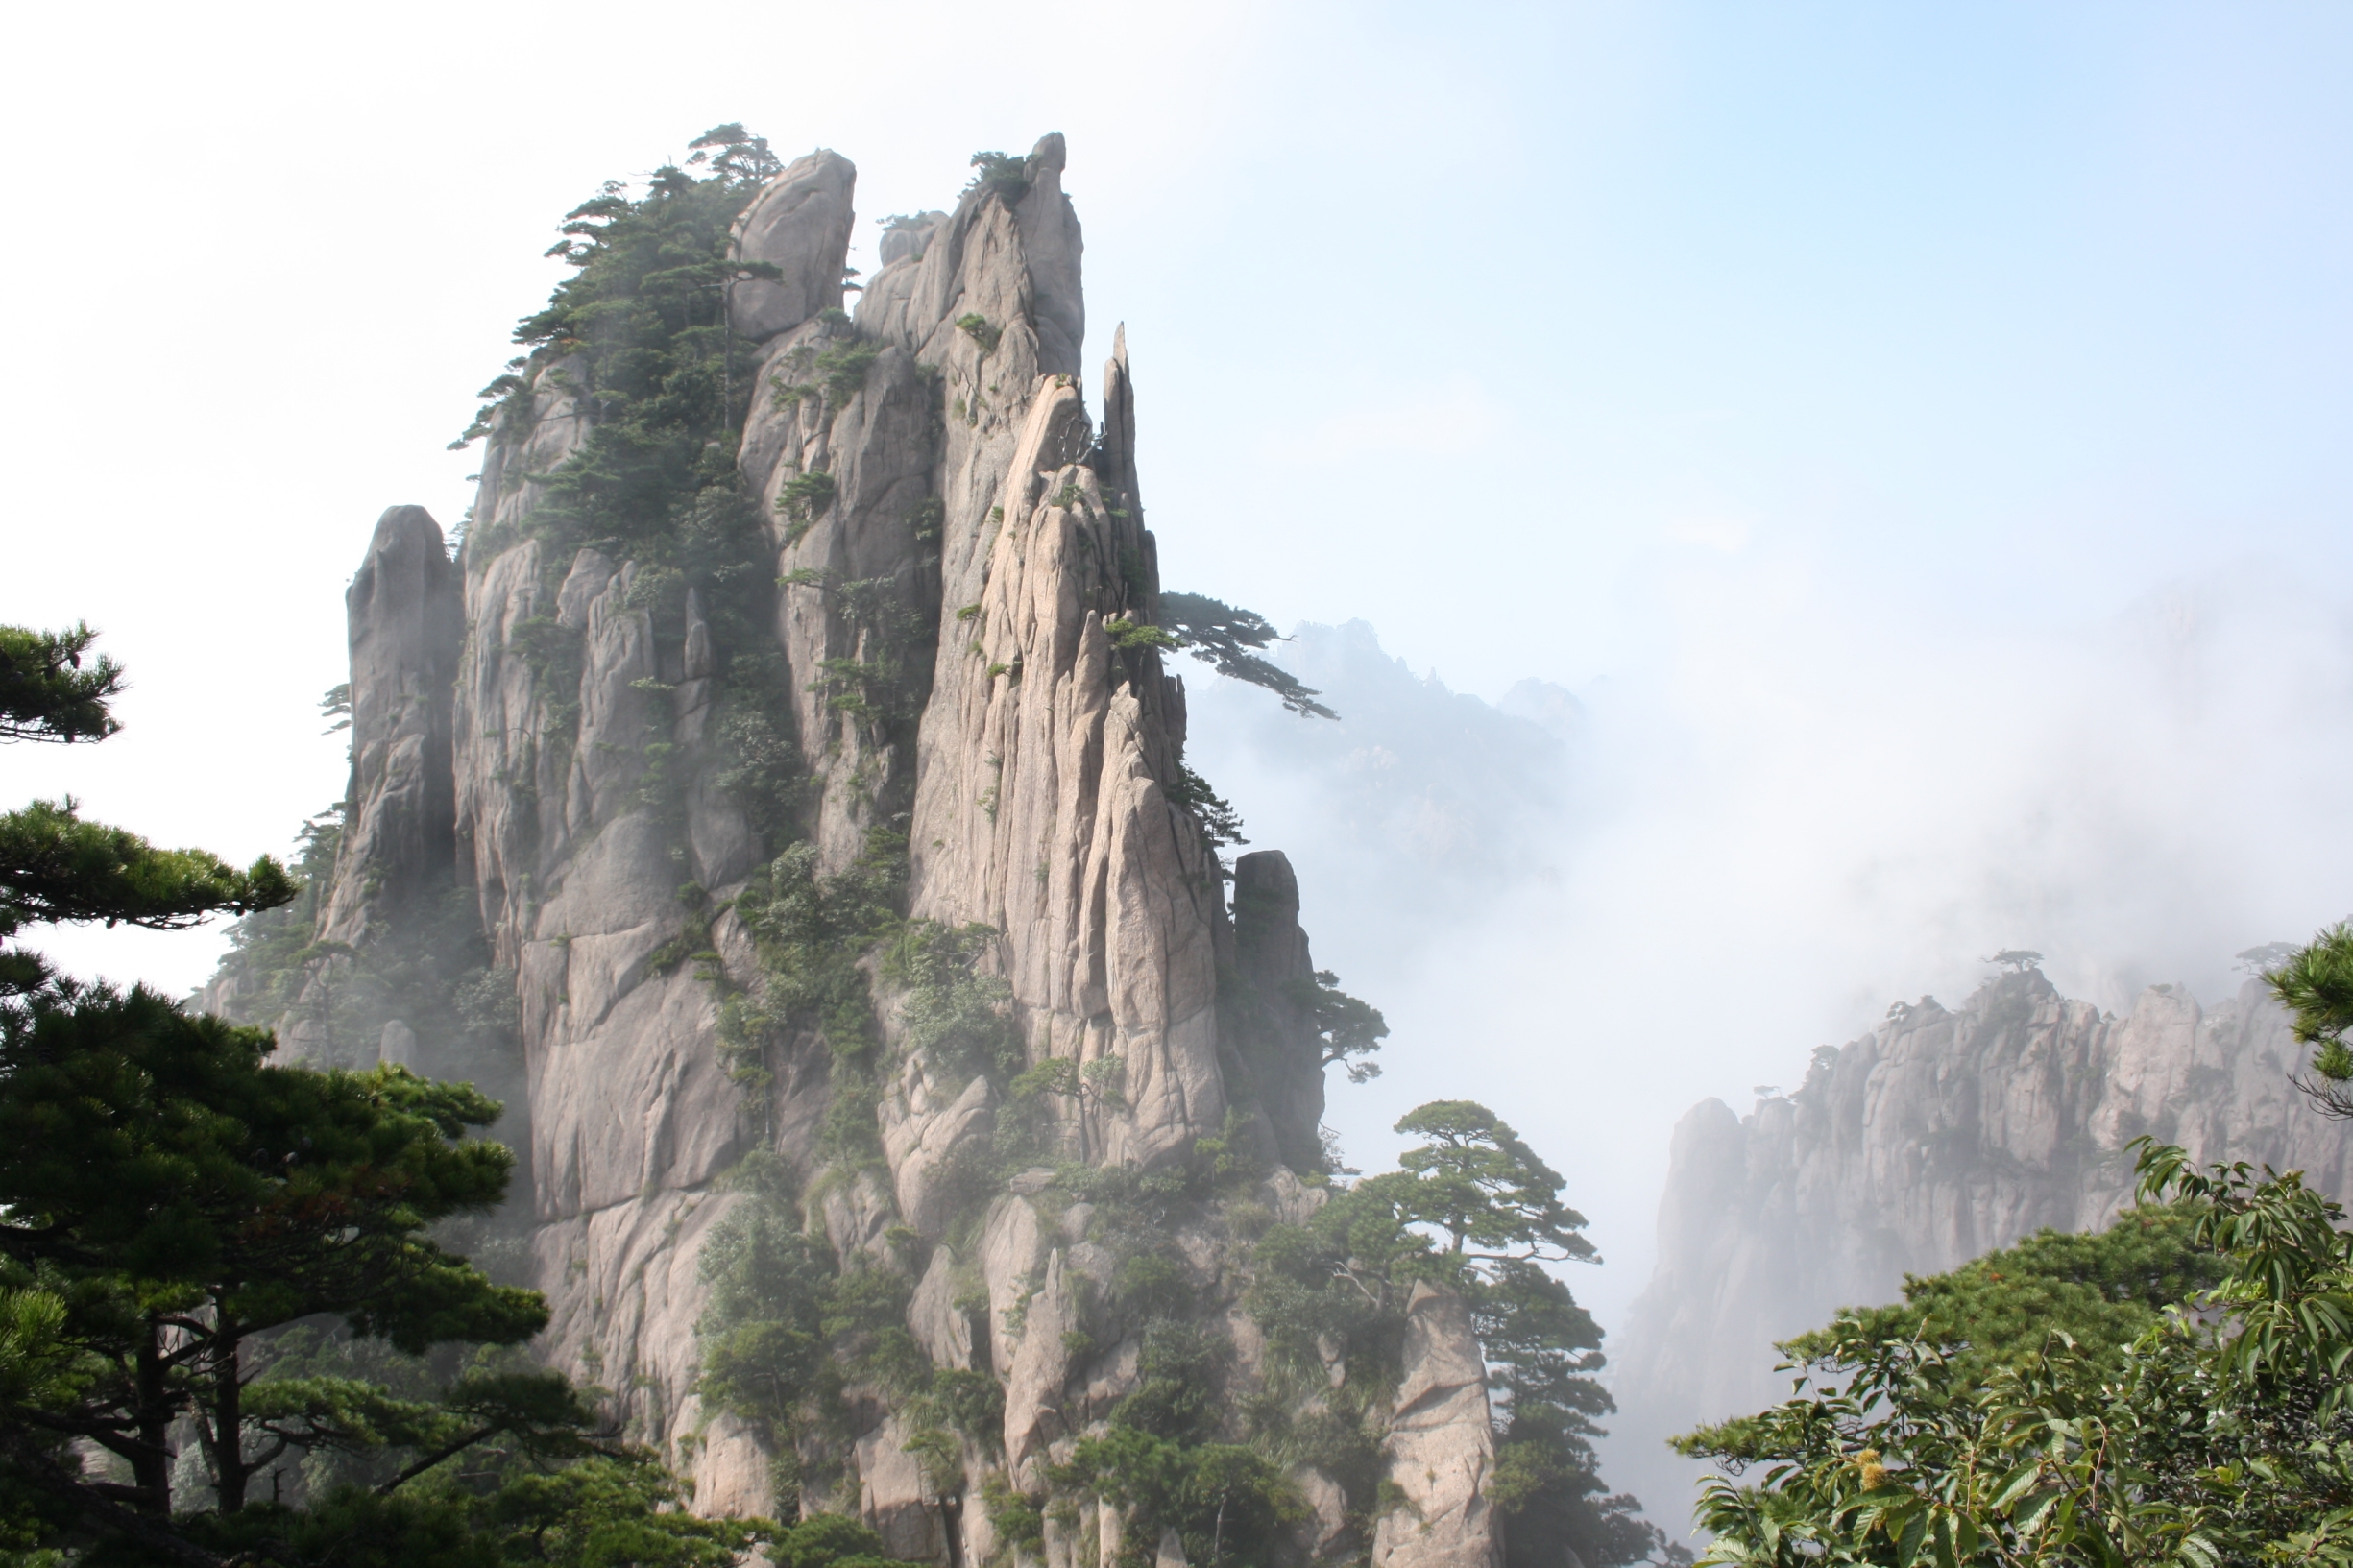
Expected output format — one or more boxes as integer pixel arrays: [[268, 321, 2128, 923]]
[[209, 137, 1502, 1567], [322, 505, 464, 946], [1609, 967, 2353, 1531], [1231, 849, 1328, 1171]]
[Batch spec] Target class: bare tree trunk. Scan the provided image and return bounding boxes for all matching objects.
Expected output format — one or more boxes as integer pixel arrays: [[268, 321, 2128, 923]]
[[126, 1316, 175, 1514], [209, 1321, 248, 1513]]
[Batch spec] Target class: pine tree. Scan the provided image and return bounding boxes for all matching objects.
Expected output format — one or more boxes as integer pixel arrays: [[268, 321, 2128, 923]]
[[0, 619, 744, 1565], [0, 622, 295, 1001]]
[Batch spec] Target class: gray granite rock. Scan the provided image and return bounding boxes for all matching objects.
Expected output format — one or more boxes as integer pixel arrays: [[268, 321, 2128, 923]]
[[1371, 1283, 1501, 1568], [318, 505, 462, 947], [728, 150, 856, 341], [212, 136, 1439, 1562]]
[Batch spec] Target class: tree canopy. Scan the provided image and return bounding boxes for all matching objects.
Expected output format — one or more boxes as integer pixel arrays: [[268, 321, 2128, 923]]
[[1675, 1138, 2353, 1564], [0, 623, 298, 1005], [1157, 592, 1338, 720], [2268, 920, 2353, 1115], [0, 622, 123, 744], [1371, 1099, 1595, 1265]]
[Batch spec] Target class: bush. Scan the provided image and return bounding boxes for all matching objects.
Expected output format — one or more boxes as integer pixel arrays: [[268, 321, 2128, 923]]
[[963, 152, 1031, 205], [954, 313, 1002, 355]]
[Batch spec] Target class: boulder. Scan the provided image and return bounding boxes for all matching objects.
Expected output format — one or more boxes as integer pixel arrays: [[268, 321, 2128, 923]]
[[728, 150, 857, 341]]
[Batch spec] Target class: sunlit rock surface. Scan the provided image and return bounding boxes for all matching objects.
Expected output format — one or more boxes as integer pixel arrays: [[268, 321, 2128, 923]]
[[203, 135, 1497, 1565]]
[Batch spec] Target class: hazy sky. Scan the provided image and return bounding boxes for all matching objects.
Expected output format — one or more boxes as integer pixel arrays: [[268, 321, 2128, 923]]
[[9, 0, 2353, 1368]]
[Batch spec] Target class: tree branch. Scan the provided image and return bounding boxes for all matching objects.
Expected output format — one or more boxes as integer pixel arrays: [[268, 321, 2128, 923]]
[[378, 1422, 497, 1493], [0, 1427, 228, 1567]]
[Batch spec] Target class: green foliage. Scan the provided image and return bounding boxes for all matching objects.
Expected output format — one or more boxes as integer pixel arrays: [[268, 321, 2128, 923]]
[[181, 1457, 774, 1568], [714, 682, 808, 847], [451, 131, 807, 863], [775, 339, 881, 419], [0, 984, 548, 1514], [694, 1159, 940, 1516], [2268, 921, 2353, 1114], [1374, 1099, 1595, 1265], [695, 1167, 837, 1445], [0, 622, 123, 744], [1474, 1261, 1663, 1568], [1298, 967, 1386, 1084], [1774, 1204, 2220, 1392], [1240, 1105, 1662, 1565], [880, 920, 1019, 1087], [910, 496, 945, 543], [1031, 1208, 1307, 1568], [964, 151, 1032, 204], [0, 958, 681, 1563], [982, 1471, 1045, 1554], [0, 794, 294, 947], [1055, 1428, 1305, 1568], [0, 621, 648, 1556], [686, 123, 786, 184], [768, 1511, 924, 1568], [1104, 616, 1177, 654], [1674, 1140, 2353, 1567], [955, 313, 1001, 354], [493, 159, 761, 559], [924, 1366, 1006, 1456], [784, 572, 929, 746], [816, 341, 881, 408], [776, 470, 837, 544], [1156, 591, 1338, 720], [1165, 764, 1246, 855], [719, 833, 907, 1104]]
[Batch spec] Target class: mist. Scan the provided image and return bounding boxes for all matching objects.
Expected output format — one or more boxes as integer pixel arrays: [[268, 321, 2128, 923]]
[[8, 2, 2353, 1549], [1185, 540, 2353, 1339]]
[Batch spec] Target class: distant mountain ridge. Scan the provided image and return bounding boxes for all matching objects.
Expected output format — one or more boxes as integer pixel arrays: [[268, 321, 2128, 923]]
[[1606, 963, 2353, 1533]]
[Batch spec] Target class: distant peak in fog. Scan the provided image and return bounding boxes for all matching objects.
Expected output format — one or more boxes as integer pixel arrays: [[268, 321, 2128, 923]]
[[1499, 677, 1585, 741], [1184, 621, 1573, 917]]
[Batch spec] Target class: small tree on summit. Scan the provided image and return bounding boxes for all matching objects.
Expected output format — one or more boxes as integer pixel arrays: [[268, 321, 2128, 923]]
[[1303, 1103, 1652, 1568], [1985, 948, 2042, 972], [1378, 1099, 1596, 1265], [685, 122, 783, 184]]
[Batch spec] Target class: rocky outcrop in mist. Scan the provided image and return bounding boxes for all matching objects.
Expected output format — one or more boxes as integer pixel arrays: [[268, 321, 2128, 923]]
[[203, 136, 1533, 1568], [1607, 964, 2353, 1530]]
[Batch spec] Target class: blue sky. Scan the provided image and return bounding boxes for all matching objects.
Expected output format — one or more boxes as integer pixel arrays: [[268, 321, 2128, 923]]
[[7, 0, 2353, 1439]]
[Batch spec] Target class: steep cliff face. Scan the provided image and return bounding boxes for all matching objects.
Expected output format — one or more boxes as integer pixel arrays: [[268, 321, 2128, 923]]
[[1609, 966, 2353, 1523], [209, 136, 1504, 1568]]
